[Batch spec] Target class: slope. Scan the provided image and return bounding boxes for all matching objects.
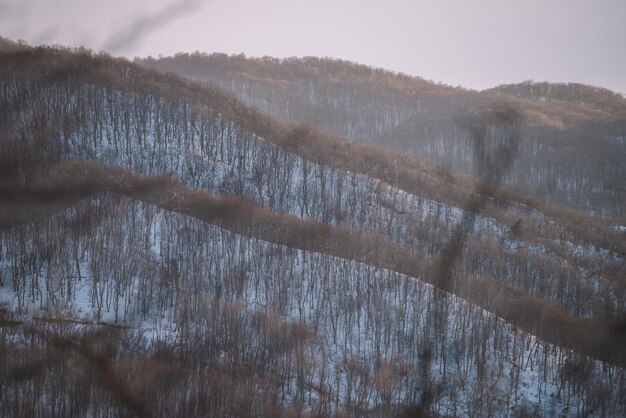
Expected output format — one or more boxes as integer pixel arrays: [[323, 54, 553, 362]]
[[1, 44, 624, 362], [2, 173, 625, 417], [1, 43, 625, 416], [138, 53, 626, 219]]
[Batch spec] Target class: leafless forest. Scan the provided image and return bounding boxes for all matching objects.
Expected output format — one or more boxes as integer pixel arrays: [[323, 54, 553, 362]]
[[1, 38, 625, 417]]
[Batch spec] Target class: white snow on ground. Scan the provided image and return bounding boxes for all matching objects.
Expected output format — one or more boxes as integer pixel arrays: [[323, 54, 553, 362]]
[[612, 224, 626, 233], [1, 196, 623, 416], [2, 85, 624, 415], [49, 87, 622, 319]]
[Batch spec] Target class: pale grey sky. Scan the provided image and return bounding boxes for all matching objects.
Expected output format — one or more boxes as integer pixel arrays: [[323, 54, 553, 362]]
[[2, 0, 625, 93]]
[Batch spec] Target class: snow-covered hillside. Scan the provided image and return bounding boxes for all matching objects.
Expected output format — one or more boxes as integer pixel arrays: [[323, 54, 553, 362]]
[[2, 196, 624, 416], [3, 79, 622, 320], [1, 48, 625, 417]]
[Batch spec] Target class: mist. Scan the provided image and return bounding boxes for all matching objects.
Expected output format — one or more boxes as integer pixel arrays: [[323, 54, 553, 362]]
[[2, 0, 625, 93]]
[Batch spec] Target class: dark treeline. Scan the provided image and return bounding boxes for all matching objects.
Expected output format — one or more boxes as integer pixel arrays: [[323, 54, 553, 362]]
[[139, 52, 626, 219]]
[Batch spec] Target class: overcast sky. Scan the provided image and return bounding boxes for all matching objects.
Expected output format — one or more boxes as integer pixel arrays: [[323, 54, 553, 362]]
[[2, 0, 625, 93]]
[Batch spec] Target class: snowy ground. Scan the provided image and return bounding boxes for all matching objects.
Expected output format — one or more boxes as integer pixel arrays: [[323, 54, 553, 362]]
[[1, 196, 623, 416]]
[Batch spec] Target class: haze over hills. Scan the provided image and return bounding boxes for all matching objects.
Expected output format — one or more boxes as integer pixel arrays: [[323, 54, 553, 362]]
[[139, 52, 626, 220], [487, 81, 626, 112], [1, 38, 625, 417]]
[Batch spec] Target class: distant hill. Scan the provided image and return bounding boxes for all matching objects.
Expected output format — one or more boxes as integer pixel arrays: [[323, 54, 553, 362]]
[[139, 53, 626, 219], [488, 80, 626, 112]]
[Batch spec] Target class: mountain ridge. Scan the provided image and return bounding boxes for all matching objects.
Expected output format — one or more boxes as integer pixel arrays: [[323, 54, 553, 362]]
[[139, 51, 626, 219], [1, 40, 625, 417]]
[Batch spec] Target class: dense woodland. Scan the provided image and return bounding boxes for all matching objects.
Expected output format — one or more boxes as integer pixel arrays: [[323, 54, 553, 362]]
[[1, 39, 625, 417], [140, 53, 626, 219], [3, 195, 625, 417]]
